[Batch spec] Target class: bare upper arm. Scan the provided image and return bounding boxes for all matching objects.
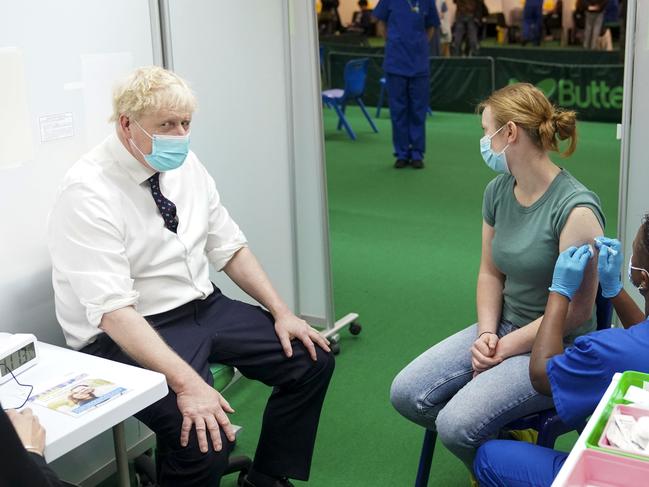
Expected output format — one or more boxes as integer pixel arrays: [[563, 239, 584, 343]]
[[559, 207, 604, 325], [558, 206, 603, 252], [479, 220, 504, 280]]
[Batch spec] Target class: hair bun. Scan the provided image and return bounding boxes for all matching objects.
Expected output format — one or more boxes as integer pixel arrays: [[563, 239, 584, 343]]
[[477, 83, 578, 158], [553, 109, 577, 141]]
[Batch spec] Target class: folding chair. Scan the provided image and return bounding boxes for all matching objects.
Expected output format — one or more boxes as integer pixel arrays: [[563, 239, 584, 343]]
[[322, 58, 378, 140]]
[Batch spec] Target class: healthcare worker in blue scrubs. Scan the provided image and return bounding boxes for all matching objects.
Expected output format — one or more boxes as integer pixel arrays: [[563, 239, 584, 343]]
[[522, 0, 544, 46], [473, 216, 649, 487], [373, 0, 439, 169]]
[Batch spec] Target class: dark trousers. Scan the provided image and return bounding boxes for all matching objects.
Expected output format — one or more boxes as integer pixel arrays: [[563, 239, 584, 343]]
[[386, 73, 429, 161], [583, 11, 605, 49], [82, 287, 335, 487], [522, 1, 543, 45], [452, 15, 479, 56]]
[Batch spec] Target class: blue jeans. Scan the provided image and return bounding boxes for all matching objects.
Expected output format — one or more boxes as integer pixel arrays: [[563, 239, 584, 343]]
[[474, 440, 568, 486], [390, 322, 555, 467]]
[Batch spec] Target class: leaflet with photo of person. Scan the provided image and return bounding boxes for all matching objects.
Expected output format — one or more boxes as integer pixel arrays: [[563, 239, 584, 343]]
[[28, 373, 127, 416]]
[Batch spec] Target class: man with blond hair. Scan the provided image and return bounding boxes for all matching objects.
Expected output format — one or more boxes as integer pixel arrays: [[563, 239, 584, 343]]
[[48, 66, 334, 487]]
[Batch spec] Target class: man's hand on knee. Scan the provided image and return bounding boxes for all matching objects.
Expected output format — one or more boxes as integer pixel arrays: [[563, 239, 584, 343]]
[[274, 312, 331, 361], [176, 381, 236, 453]]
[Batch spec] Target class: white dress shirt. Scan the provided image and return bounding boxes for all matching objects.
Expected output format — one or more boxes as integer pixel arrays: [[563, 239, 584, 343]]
[[48, 134, 248, 350]]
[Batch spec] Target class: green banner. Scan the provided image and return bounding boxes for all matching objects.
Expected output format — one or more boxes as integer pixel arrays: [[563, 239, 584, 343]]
[[429, 58, 494, 113], [479, 47, 623, 65], [327, 51, 494, 113], [324, 46, 624, 122], [494, 58, 624, 123]]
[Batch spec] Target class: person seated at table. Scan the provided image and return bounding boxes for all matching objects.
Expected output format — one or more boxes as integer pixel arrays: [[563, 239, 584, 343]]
[[47, 66, 334, 487], [318, 0, 344, 35], [474, 216, 649, 486], [1, 406, 65, 487], [349, 0, 376, 36]]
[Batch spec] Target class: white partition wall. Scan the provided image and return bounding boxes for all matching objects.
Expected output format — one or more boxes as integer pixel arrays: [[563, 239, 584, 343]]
[[288, 1, 336, 327], [618, 0, 647, 308], [164, 0, 335, 328], [0, 1, 159, 483], [0, 0, 157, 344]]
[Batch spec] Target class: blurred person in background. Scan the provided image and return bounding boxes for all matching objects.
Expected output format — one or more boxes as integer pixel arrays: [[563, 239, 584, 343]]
[[522, 0, 544, 45], [452, 0, 481, 56], [582, 0, 609, 49]]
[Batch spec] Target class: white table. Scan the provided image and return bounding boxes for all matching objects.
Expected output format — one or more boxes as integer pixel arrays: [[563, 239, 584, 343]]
[[0, 341, 168, 487], [552, 372, 622, 486]]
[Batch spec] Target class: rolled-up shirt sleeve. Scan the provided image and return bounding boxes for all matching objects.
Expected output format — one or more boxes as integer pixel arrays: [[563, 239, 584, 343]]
[[48, 183, 139, 328], [204, 174, 248, 271]]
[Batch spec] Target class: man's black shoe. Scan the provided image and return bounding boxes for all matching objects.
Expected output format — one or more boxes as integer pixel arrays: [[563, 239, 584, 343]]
[[394, 159, 409, 169], [241, 475, 295, 487], [411, 159, 424, 169]]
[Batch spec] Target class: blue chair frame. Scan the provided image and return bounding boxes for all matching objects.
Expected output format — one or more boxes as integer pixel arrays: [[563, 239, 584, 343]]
[[319, 45, 327, 88], [322, 58, 378, 140], [414, 286, 613, 487], [375, 76, 433, 118]]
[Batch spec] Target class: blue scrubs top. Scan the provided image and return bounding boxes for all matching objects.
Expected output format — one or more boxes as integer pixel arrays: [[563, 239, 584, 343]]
[[547, 319, 649, 429], [373, 0, 440, 77]]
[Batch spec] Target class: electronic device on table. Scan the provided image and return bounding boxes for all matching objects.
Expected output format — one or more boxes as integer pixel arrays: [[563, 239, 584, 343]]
[[0, 333, 39, 385]]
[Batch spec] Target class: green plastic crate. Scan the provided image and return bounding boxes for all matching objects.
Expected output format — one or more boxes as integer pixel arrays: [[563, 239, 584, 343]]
[[585, 371, 649, 462]]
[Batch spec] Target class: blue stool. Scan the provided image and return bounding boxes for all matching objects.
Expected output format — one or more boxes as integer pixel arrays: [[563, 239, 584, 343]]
[[414, 286, 613, 487], [375, 77, 433, 119]]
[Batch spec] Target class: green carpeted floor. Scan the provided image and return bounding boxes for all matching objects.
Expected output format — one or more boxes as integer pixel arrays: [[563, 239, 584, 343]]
[[221, 107, 620, 487]]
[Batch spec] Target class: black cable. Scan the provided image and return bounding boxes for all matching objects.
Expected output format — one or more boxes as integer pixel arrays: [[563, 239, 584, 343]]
[[1, 368, 34, 410]]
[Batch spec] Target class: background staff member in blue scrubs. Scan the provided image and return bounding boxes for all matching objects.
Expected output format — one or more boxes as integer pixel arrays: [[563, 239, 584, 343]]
[[474, 216, 649, 487], [522, 0, 544, 46], [374, 0, 439, 169]]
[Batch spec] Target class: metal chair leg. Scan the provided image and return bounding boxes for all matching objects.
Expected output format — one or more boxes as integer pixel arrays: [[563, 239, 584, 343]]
[[415, 430, 437, 487]]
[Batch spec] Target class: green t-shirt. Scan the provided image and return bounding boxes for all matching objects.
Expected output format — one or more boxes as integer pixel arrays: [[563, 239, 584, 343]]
[[482, 169, 605, 339]]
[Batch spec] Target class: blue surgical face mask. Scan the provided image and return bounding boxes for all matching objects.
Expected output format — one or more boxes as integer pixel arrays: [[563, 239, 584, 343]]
[[480, 124, 510, 174], [130, 119, 190, 172]]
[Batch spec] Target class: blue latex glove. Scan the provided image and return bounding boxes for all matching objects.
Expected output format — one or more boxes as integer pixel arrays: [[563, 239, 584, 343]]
[[594, 236, 623, 298], [548, 245, 593, 300]]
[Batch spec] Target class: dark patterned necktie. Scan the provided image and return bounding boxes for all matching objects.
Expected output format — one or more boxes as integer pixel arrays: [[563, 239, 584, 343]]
[[147, 173, 178, 233]]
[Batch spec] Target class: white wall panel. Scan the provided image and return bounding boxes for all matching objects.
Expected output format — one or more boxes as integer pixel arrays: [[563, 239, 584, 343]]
[[167, 0, 333, 326], [0, 0, 157, 482], [619, 0, 648, 309]]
